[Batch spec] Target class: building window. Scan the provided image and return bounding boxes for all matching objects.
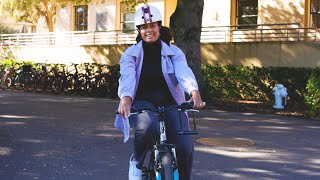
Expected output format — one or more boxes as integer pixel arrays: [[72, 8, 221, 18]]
[[120, 2, 135, 32], [311, 0, 320, 27], [75, 5, 88, 31], [237, 0, 258, 29]]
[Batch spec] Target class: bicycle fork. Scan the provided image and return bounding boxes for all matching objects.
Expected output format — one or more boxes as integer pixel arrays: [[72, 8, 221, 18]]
[[154, 112, 179, 179]]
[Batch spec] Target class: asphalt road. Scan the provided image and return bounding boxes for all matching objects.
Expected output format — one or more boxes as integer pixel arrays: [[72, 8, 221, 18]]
[[1, 90, 320, 180]]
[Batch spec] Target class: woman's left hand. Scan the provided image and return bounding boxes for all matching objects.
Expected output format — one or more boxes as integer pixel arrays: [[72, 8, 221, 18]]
[[190, 90, 206, 109]]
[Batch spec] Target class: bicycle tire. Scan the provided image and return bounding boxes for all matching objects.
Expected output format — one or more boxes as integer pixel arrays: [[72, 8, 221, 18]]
[[159, 153, 174, 180], [44, 76, 54, 93], [63, 74, 74, 95], [88, 77, 98, 96], [78, 74, 90, 95], [0, 71, 5, 87], [34, 74, 45, 92], [0, 71, 12, 89], [23, 73, 35, 92], [51, 75, 63, 94], [97, 75, 108, 97], [13, 73, 24, 91]]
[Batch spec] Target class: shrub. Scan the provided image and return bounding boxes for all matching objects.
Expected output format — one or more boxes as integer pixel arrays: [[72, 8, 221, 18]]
[[202, 64, 313, 112], [305, 67, 320, 117]]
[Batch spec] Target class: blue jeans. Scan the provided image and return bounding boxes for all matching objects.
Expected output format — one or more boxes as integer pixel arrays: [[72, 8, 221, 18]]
[[129, 100, 194, 180]]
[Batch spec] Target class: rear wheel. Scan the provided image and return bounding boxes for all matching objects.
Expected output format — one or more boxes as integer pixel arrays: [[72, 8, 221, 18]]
[[44, 76, 53, 93], [0, 71, 12, 89], [63, 74, 74, 95], [97, 75, 108, 97], [51, 75, 63, 94], [34, 74, 45, 92], [14, 73, 24, 90], [23, 73, 35, 92]]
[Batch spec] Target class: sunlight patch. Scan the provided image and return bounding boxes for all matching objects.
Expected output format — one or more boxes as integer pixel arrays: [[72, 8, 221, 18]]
[[258, 126, 293, 130], [0, 147, 13, 156], [0, 121, 26, 125], [0, 114, 35, 119], [236, 168, 278, 175], [310, 159, 320, 165], [19, 139, 45, 143], [194, 147, 274, 159], [95, 133, 124, 138], [197, 138, 255, 147], [305, 126, 320, 129]]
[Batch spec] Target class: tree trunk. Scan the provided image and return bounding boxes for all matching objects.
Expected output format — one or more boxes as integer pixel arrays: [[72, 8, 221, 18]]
[[42, 0, 54, 32], [46, 14, 54, 32], [170, 0, 206, 96]]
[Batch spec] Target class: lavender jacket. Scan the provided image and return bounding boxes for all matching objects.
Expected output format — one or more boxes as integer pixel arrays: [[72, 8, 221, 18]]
[[114, 40, 199, 143]]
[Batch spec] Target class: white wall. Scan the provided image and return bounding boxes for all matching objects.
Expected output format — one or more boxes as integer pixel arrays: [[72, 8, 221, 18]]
[[56, 3, 72, 32], [202, 0, 231, 27], [88, 0, 117, 31]]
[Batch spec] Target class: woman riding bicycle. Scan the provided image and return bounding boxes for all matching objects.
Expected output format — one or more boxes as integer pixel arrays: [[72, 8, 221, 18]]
[[114, 5, 205, 180]]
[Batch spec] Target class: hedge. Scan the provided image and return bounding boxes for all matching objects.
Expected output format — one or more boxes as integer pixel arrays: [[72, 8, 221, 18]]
[[202, 64, 319, 117], [1, 60, 319, 118]]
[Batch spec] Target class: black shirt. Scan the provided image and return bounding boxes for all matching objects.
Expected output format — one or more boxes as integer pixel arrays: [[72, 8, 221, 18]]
[[135, 39, 176, 107]]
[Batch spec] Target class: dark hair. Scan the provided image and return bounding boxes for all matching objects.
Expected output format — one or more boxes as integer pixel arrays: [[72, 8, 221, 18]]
[[136, 25, 173, 46]]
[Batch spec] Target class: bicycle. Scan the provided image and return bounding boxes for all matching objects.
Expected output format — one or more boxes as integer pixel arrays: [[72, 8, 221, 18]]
[[34, 62, 53, 93], [0, 62, 16, 89], [119, 102, 199, 180], [62, 63, 85, 95], [13, 64, 35, 92]]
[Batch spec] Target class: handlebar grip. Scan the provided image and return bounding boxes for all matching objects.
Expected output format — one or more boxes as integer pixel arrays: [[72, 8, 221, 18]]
[[180, 102, 193, 110]]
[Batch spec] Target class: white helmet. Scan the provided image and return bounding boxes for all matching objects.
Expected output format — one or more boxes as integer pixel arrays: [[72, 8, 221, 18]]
[[134, 5, 162, 27]]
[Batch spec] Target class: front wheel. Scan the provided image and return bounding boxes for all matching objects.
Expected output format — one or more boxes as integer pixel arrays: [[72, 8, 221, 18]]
[[159, 153, 174, 180]]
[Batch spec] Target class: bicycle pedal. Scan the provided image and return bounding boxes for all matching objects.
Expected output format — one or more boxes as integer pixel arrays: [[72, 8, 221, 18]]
[[141, 168, 148, 176]]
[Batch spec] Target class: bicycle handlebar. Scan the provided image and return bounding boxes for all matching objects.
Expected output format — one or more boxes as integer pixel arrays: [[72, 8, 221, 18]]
[[116, 102, 199, 135], [130, 102, 197, 114], [116, 102, 197, 115]]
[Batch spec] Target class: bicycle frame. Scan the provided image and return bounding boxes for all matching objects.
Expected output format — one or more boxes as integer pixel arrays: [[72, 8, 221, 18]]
[[129, 102, 199, 180]]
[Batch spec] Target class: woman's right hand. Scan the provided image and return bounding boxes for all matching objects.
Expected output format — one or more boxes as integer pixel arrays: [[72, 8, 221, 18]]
[[118, 96, 132, 119]]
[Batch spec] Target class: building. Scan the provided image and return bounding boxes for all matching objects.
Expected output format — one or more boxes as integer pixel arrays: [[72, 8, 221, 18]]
[[1, 0, 320, 66], [1, 0, 319, 33], [53, 0, 319, 32]]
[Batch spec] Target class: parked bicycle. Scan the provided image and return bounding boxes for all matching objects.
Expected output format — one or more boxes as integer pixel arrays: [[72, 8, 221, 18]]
[[0, 62, 18, 89], [1, 60, 121, 98], [13, 64, 35, 92], [34, 62, 53, 93]]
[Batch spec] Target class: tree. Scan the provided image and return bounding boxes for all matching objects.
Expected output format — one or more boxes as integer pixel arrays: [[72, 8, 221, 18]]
[[0, 0, 58, 32], [0, 0, 96, 32], [170, 0, 205, 95]]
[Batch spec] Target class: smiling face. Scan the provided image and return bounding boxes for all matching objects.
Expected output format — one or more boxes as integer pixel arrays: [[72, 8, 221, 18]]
[[138, 22, 160, 43]]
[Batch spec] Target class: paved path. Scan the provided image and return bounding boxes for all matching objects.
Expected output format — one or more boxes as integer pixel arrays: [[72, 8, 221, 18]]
[[0, 90, 320, 180]]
